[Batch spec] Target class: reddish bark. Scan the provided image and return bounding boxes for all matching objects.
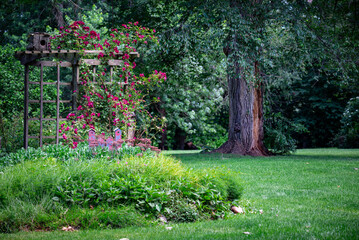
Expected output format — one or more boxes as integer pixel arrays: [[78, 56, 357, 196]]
[[213, 51, 270, 156]]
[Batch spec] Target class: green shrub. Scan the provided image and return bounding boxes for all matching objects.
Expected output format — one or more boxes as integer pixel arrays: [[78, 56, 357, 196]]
[[191, 126, 228, 151], [333, 97, 359, 148], [0, 157, 63, 204], [0, 146, 244, 232], [264, 112, 307, 154]]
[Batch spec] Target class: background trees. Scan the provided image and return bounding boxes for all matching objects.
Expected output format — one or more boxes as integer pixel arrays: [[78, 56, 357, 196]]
[[0, 0, 358, 153]]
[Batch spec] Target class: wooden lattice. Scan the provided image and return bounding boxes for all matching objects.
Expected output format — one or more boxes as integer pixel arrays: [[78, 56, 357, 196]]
[[15, 42, 139, 148]]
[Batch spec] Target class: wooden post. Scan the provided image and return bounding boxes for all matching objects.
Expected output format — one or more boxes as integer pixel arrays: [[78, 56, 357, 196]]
[[93, 66, 96, 82], [56, 64, 60, 144], [39, 63, 43, 147], [24, 64, 29, 149], [127, 113, 136, 139], [72, 64, 79, 111]]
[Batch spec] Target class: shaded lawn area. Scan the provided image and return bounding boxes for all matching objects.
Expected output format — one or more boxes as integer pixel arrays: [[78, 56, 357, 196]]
[[2, 148, 359, 239]]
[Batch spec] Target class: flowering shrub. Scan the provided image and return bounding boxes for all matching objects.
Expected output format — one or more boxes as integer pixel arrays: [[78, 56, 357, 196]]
[[51, 21, 166, 148]]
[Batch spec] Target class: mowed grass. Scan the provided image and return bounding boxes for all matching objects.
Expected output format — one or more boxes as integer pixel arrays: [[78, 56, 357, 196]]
[[1, 148, 359, 240]]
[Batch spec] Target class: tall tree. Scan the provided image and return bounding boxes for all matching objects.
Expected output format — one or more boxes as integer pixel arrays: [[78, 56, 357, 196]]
[[213, 0, 269, 155]]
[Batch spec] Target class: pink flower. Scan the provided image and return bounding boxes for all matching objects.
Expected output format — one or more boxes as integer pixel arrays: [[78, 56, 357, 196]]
[[97, 44, 103, 50], [74, 128, 78, 134], [90, 30, 98, 39], [97, 52, 104, 59], [82, 124, 86, 129], [104, 39, 110, 48], [63, 134, 67, 140], [153, 29, 156, 33], [97, 113, 100, 117], [139, 73, 144, 77]]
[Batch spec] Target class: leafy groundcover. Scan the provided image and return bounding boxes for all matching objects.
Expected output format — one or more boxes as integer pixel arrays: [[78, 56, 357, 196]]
[[0, 143, 243, 233]]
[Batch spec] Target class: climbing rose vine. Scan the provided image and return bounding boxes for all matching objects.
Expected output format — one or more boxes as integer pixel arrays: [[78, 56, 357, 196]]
[[50, 21, 166, 148]]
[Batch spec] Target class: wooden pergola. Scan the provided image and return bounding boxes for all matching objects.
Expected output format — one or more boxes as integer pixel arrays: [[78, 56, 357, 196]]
[[15, 33, 139, 148]]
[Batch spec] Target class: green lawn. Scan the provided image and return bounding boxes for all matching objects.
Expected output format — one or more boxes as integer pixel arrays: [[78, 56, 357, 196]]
[[2, 148, 359, 239]]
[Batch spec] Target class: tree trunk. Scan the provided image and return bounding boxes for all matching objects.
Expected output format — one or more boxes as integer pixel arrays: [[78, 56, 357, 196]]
[[214, 43, 269, 156], [174, 128, 186, 150], [52, 1, 65, 28]]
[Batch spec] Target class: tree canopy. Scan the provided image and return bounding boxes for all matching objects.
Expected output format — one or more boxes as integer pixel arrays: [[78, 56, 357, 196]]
[[0, 0, 358, 153]]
